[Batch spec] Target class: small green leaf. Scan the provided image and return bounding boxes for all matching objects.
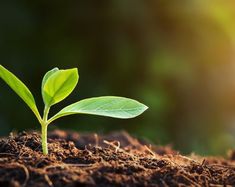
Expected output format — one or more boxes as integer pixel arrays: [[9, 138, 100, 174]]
[[41, 67, 59, 93], [0, 65, 41, 121], [42, 68, 79, 107], [48, 96, 148, 123]]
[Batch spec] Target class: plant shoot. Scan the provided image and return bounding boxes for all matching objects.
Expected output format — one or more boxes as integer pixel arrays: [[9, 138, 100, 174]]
[[0, 65, 148, 155]]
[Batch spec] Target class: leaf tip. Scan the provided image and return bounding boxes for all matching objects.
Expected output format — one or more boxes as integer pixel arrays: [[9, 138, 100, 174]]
[[72, 68, 79, 80], [72, 67, 78, 73], [143, 104, 149, 111], [53, 67, 59, 71], [135, 102, 148, 117]]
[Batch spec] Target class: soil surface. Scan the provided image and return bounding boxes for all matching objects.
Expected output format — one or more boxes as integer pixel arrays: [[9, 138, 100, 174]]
[[0, 130, 234, 187]]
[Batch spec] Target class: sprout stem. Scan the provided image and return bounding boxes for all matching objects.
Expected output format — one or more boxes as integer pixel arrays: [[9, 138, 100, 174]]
[[41, 123, 48, 155], [43, 106, 50, 122], [41, 106, 50, 155]]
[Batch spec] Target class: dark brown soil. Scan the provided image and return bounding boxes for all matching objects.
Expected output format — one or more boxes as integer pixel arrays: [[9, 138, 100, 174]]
[[0, 130, 235, 187]]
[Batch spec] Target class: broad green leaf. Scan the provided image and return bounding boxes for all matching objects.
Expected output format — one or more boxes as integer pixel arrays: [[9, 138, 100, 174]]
[[42, 68, 78, 107], [41, 67, 59, 104], [42, 67, 59, 92], [0, 65, 41, 121], [48, 96, 148, 123]]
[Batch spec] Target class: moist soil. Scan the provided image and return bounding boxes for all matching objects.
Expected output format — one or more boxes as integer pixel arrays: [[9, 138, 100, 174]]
[[0, 130, 235, 187]]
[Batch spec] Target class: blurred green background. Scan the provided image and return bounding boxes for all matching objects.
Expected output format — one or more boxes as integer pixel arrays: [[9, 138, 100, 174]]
[[1, 0, 235, 155]]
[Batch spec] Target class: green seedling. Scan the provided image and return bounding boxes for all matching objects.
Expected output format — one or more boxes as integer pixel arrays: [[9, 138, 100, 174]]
[[0, 65, 148, 155]]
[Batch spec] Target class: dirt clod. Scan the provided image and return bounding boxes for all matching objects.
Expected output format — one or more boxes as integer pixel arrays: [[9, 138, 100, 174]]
[[0, 130, 234, 186]]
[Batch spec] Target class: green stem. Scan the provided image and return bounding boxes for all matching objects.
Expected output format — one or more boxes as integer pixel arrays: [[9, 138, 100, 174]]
[[43, 106, 50, 122], [41, 123, 48, 155], [41, 106, 50, 155]]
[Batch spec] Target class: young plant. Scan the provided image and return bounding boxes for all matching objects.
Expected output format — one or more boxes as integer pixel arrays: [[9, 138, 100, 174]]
[[0, 65, 148, 155]]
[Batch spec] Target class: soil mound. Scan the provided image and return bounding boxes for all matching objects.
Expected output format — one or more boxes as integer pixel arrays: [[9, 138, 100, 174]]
[[0, 130, 234, 186]]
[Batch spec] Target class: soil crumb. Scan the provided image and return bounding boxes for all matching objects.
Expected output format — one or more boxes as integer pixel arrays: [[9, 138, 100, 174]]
[[0, 130, 234, 187]]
